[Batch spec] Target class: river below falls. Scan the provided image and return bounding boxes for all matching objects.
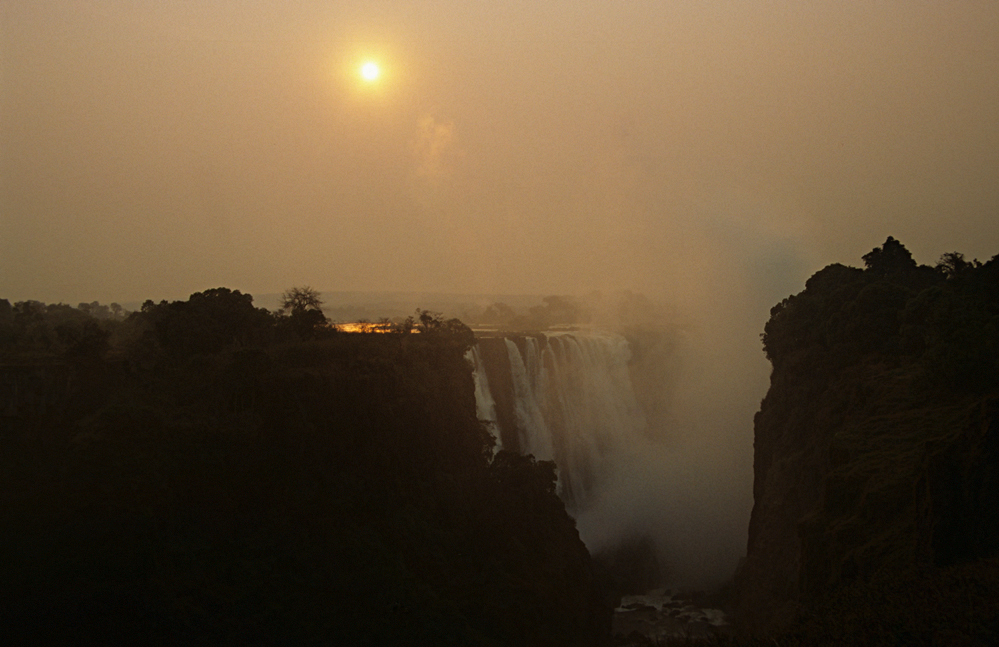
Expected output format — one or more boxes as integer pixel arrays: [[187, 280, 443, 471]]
[[612, 589, 732, 644]]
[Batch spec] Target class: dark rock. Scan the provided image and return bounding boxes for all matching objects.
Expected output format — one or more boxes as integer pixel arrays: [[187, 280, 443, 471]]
[[735, 241, 999, 639]]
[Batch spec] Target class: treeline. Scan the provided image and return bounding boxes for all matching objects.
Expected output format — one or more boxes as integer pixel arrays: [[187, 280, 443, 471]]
[[0, 286, 483, 365], [0, 286, 335, 364], [0, 288, 610, 645], [761, 236, 998, 392]]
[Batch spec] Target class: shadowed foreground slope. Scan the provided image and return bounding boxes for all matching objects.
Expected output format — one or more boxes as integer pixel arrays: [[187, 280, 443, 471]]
[[0, 294, 610, 645]]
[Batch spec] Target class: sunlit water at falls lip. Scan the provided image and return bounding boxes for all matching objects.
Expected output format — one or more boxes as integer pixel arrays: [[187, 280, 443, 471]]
[[470, 324, 595, 336]]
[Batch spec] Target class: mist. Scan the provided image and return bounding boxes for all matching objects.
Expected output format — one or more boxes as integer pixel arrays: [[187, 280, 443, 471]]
[[529, 289, 772, 590], [605, 332, 769, 588]]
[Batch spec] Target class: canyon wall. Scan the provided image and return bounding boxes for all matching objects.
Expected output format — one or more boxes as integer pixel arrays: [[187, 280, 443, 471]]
[[735, 240, 999, 639]]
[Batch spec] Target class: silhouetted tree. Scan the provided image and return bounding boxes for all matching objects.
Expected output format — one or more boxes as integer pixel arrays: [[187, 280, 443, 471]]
[[480, 302, 517, 326], [936, 251, 979, 278], [0, 299, 12, 346], [279, 286, 328, 339], [393, 314, 416, 333], [280, 286, 323, 315], [141, 288, 272, 356], [862, 236, 917, 276], [415, 309, 475, 351]]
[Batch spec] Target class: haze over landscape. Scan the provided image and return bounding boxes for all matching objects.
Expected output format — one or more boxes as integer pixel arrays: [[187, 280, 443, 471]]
[[3, 0, 999, 623], [4, 1, 997, 306]]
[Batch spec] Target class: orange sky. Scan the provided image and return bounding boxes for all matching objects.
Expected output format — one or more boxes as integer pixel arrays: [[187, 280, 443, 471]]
[[2, 1, 997, 312]]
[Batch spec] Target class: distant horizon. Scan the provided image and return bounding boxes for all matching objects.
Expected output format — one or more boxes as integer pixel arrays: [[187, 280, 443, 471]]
[[5, 2, 997, 310]]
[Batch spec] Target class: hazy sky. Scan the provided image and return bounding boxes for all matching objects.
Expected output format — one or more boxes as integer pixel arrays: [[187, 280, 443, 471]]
[[3, 1, 998, 312]]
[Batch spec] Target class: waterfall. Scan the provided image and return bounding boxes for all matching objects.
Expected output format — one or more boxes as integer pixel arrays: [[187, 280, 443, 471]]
[[505, 337, 554, 460], [466, 345, 500, 450], [475, 327, 752, 590], [474, 331, 647, 509]]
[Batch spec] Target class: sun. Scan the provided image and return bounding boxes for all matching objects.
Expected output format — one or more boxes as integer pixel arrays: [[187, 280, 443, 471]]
[[360, 61, 380, 82]]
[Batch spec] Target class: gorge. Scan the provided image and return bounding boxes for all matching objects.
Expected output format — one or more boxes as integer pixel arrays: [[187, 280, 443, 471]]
[[466, 326, 752, 596], [4, 237, 999, 644]]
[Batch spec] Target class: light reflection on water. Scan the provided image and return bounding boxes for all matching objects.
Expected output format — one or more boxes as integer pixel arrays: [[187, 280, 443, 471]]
[[337, 322, 400, 333]]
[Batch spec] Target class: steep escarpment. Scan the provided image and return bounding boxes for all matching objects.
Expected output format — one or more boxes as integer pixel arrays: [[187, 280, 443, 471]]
[[736, 238, 999, 639], [0, 293, 610, 645]]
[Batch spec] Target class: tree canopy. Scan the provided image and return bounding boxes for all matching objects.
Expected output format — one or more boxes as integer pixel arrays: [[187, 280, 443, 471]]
[[279, 285, 323, 314]]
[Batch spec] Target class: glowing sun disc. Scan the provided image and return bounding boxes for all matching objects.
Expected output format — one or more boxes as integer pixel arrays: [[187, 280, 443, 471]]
[[360, 61, 380, 81]]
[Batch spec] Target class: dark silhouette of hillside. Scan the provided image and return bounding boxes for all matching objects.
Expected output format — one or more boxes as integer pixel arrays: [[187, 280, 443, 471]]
[[0, 290, 610, 645], [735, 238, 999, 643]]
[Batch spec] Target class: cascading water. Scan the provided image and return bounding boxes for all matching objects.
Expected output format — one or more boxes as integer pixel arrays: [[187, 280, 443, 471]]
[[472, 325, 753, 593], [467, 345, 500, 450], [505, 337, 553, 460], [470, 331, 647, 510]]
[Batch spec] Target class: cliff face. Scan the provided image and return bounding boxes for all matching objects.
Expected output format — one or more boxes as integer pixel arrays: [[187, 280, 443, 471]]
[[736, 239, 999, 637], [0, 314, 610, 644]]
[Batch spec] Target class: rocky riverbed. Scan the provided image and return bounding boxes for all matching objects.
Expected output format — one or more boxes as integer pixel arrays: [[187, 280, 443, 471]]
[[612, 589, 731, 645]]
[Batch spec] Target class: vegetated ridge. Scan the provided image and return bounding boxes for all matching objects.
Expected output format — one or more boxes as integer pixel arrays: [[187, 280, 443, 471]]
[[0, 291, 610, 645], [735, 238, 999, 643]]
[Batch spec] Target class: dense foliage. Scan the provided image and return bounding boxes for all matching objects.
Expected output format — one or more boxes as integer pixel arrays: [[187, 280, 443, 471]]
[[0, 290, 609, 645], [761, 237, 998, 389], [737, 238, 999, 642]]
